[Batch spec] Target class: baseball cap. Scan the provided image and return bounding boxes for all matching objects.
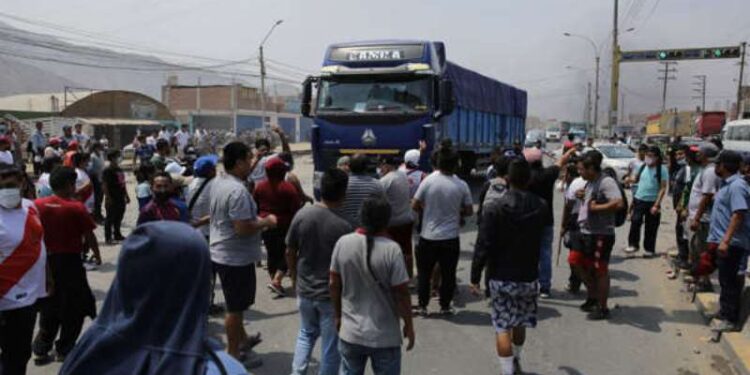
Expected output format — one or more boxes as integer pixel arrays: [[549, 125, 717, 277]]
[[0, 135, 9, 144], [49, 137, 60, 146], [165, 161, 187, 176], [68, 140, 79, 150], [193, 155, 218, 178], [523, 147, 543, 163], [337, 156, 350, 167], [698, 143, 719, 160], [404, 149, 420, 167]]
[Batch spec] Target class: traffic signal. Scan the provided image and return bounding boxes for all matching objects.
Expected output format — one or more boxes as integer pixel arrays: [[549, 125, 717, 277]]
[[705, 47, 741, 59], [657, 50, 684, 60]]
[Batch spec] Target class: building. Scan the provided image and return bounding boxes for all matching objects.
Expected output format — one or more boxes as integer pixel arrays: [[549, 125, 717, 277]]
[[163, 82, 312, 142], [58, 90, 177, 149]]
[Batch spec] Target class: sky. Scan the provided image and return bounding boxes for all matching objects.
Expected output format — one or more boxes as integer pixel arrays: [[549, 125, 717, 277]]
[[1, 0, 748, 124]]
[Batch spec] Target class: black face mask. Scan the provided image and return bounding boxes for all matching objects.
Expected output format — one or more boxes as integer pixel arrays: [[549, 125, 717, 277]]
[[154, 191, 170, 202]]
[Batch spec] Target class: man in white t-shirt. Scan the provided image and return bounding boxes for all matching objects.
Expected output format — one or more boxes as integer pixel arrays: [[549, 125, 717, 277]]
[[174, 124, 191, 158], [0, 162, 47, 375], [412, 145, 473, 316]]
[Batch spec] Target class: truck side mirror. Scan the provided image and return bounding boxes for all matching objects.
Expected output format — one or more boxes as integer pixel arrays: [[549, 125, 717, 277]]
[[439, 80, 454, 117], [301, 77, 314, 118]]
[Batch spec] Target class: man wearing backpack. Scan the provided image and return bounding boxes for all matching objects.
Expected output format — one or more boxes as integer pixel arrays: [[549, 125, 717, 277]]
[[574, 151, 625, 320], [625, 146, 668, 258]]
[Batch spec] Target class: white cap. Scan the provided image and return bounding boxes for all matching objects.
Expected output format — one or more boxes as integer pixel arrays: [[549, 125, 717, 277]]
[[404, 149, 420, 166], [164, 161, 186, 175]]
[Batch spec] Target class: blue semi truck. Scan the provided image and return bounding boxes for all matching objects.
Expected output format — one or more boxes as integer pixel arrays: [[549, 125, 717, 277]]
[[300, 40, 527, 190]]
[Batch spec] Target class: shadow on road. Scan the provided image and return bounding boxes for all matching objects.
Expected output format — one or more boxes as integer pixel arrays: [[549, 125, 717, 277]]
[[558, 365, 585, 375]]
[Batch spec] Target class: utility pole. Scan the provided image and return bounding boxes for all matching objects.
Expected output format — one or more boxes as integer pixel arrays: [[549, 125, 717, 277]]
[[608, 0, 620, 136], [658, 62, 677, 113], [594, 56, 600, 137], [586, 82, 593, 127], [737, 42, 747, 119], [692, 75, 706, 112], [259, 20, 284, 129], [620, 93, 625, 123]]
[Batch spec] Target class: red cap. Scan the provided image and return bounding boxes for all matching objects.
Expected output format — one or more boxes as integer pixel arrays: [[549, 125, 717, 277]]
[[0, 135, 9, 144], [49, 137, 60, 146], [264, 156, 288, 180], [68, 140, 79, 150]]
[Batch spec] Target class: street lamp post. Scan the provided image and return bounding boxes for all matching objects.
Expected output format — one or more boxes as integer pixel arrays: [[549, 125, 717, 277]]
[[259, 19, 283, 129], [564, 32, 600, 138]]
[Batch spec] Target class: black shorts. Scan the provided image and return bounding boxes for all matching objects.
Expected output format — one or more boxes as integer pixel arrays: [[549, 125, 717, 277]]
[[581, 234, 615, 274], [213, 262, 256, 313]]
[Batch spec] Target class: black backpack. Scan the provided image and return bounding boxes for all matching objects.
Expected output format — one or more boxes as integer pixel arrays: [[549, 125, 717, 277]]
[[595, 171, 629, 227]]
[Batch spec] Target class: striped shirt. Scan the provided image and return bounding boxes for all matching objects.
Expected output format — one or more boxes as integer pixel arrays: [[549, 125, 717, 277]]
[[0, 199, 47, 311], [336, 174, 385, 227]]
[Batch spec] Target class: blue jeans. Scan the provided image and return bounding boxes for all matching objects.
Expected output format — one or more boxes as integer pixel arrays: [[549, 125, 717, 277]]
[[291, 297, 340, 375], [338, 340, 401, 375], [538, 225, 554, 291]]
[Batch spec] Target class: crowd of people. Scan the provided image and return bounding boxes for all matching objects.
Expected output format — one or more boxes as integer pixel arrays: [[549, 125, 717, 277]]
[[2, 118, 750, 375]]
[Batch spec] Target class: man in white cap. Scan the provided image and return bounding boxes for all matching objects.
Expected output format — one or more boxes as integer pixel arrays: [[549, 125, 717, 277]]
[[400, 148, 427, 200]]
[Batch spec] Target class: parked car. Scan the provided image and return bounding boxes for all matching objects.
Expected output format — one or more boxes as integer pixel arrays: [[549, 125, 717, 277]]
[[546, 126, 561, 142], [593, 143, 636, 182], [525, 129, 547, 149]]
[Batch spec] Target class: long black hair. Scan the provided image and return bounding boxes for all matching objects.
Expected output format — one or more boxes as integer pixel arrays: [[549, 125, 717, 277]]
[[360, 196, 391, 284]]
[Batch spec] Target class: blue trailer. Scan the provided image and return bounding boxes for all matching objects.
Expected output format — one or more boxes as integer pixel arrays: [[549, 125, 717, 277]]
[[301, 40, 527, 189]]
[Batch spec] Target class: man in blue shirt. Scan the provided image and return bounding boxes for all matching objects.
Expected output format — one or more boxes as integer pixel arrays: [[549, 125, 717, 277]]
[[626, 145, 668, 258], [707, 150, 750, 332]]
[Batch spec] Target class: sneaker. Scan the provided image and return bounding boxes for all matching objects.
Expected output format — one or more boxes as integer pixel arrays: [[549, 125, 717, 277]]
[[579, 298, 598, 312], [105, 239, 116, 246], [586, 306, 610, 320], [674, 259, 691, 270], [643, 252, 656, 259], [55, 352, 66, 362], [267, 283, 286, 297], [113, 235, 126, 242], [710, 319, 738, 332], [439, 307, 456, 316], [624, 246, 638, 254], [539, 289, 552, 299], [413, 306, 429, 317], [34, 353, 54, 366], [564, 283, 581, 294]]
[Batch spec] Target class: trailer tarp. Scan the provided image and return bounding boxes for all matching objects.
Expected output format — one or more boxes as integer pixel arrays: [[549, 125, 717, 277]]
[[445, 62, 527, 118]]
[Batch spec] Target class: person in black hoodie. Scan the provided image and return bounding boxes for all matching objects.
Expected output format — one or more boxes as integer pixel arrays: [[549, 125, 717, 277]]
[[471, 158, 547, 375]]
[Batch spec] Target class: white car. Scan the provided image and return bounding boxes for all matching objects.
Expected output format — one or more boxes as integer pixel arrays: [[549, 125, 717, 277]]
[[593, 143, 636, 182], [546, 126, 561, 142]]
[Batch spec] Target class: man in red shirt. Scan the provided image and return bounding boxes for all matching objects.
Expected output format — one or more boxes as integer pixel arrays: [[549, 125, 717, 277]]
[[253, 156, 302, 297], [33, 166, 100, 363]]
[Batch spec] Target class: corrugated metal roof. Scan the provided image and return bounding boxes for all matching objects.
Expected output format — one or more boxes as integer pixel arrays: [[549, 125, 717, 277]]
[[77, 118, 162, 126], [0, 91, 94, 112]]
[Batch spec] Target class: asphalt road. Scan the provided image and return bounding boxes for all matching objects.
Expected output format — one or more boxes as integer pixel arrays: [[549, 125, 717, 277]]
[[28, 152, 742, 375]]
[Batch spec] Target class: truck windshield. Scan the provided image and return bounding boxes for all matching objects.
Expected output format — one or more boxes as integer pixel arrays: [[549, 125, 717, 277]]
[[317, 76, 431, 114]]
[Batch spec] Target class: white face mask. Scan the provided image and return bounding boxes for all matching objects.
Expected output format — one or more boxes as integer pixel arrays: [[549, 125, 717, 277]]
[[0, 188, 22, 209], [645, 156, 655, 166]]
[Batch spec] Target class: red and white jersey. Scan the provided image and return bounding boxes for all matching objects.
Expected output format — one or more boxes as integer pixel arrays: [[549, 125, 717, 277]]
[[76, 168, 94, 213], [0, 199, 47, 311]]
